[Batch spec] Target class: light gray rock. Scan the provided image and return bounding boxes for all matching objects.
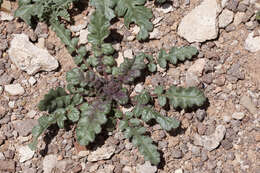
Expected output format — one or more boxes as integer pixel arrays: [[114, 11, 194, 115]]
[[8, 34, 59, 75], [218, 9, 234, 28], [96, 165, 115, 173], [88, 145, 115, 161], [233, 12, 245, 26], [43, 155, 58, 173], [149, 28, 161, 39], [175, 168, 183, 173], [0, 12, 14, 21], [245, 32, 260, 52], [28, 77, 37, 86], [123, 49, 133, 59], [79, 29, 89, 44], [4, 83, 25, 96], [19, 146, 35, 163], [232, 112, 245, 120], [194, 125, 226, 151], [13, 119, 38, 136], [240, 95, 258, 115], [136, 161, 157, 173], [178, 0, 220, 43], [186, 58, 206, 87], [134, 83, 144, 93], [70, 21, 88, 32]]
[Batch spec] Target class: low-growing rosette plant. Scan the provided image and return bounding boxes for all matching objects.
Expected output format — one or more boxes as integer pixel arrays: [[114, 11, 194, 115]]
[[15, 0, 207, 165]]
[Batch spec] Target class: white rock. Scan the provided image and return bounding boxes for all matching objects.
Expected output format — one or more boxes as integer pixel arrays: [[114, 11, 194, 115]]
[[232, 112, 245, 120], [134, 83, 144, 93], [194, 125, 226, 151], [123, 166, 136, 173], [221, 0, 229, 8], [223, 115, 232, 123], [70, 21, 88, 32], [4, 83, 25, 96], [244, 32, 260, 53], [136, 161, 157, 173], [36, 38, 45, 49], [77, 150, 90, 157], [177, 0, 220, 43], [43, 155, 58, 173], [8, 101, 15, 108], [175, 168, 183, 173], [79, 29, 89, 44], [233, 12, 245, 26], [28, 77, 37, 86], [96, 165, 115, 173], [149, 28, 161, 39], [88, 146, 115, 162], [157, 3, 174, 14], [8, 34, 59, 75], [19, 146, 35, 163], [0, 12, 14, 21], [116, 52, 124, 67], [218, 9, 234, 28], [186, 59, 206, 87], [123, 49, 133, 59], [240, 95, 258, 115], [132, 26, 140, 35]]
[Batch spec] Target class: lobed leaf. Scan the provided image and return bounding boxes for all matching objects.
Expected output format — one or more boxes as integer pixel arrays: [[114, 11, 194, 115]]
[[158, 46, 198, 68], [166, 86, 206, 109], [90, 0, 117, 21], [76, 100, 111, 145], [115, 0, 153, 40]]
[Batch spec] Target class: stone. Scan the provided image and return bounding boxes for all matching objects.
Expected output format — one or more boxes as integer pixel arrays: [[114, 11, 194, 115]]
[[221, 0, 229, 7], [136, 161, 157, 173], [134, 83, 144, 93], [221, 139, 233, 150], [177, 0, 220, 43], [123, 166, 136, 173], [18, 146, 35, 163], [8, 34, 59, 75], [227, 63, 245, 80], [233, 12, 245, 26], [245, 32, 260, 53], [123, 49, 133, 59], [175, 168, 183, 173], [226, 0, 239, 12], [28, 77, 37, 85], [171, 149, 183, 159], [196, 109, 207, 122], [240, 95, 257, 115], [13, 119, 38, 136], [186, 58, 206, 86], [0, 73, 13, 85], [79, 29, 89, 44], [96, 165, 115, 173], [0, 39, 8, 51], [88, 145, 115, 161], [218, 9, 234, 28], [70, 21, 88, 32], [194, 125, 226, 151], [4, 84, 25, 96], [0, 160, 15, 172], [232, 112, 245, 120], [149, 28, 161, 39], [43, 155, 58, 173]]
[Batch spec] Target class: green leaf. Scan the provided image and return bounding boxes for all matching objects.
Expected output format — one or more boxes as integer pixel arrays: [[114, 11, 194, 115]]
[[116, 53, 146, 83], [154, 86, 164, 95], [72, 94, 83, 106], [256, 10, 260, 21], [112, 88, 129, 105], [90, 0, 117, 20], [67, 105, 80, 122], [156, 116, 180, 131], [66, 68, 85, 86], [76, 100, 111, 145], [88, 10, 111, 48], [103, 56, 115, 66], [155, 0, 166, 4], [14, 4, 35, 26], [158, 96, 167, 107], [115, 0, 153, 40], [38, 87, 69, 113], [158, 47, 198, 68], [121, 122, 160, 165], [134, 91, 150, 105], [166, 86, 206, 109], [54, 109, 67, 128], [50, 20, 77, 54], [148, 63, 156, 72], [101, 43, 115, 55]]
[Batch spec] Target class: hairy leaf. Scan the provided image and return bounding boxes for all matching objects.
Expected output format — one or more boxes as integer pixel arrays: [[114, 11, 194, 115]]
[[134, 91, 151, 105], [88, 10, 111, 48], [115, 53, 146, 83], [166, 86, 206, 109], [38, 87, 69, 113], [90, 0, 116, 20], [76, 101, 111, 145], [120, 121, 160, 165], [158, 46, 198, 68], [67, 105, 80, 122], [115, 0, 153, 40]]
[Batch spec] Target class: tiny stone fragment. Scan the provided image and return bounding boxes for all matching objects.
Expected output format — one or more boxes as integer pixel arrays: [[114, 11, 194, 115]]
[[136, 161, 157, 173], [232, 112, 245, 120], [43, 155, 58, 173], [19, 146, 35, 162], [240, 95, 258, 115], [218, 9, 234, 28], [0, 160, 15, 172], [88, 145, 115, 162]]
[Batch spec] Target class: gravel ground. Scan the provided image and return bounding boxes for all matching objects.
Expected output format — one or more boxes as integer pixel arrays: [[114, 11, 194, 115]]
[[0, 0, 259, 173]]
